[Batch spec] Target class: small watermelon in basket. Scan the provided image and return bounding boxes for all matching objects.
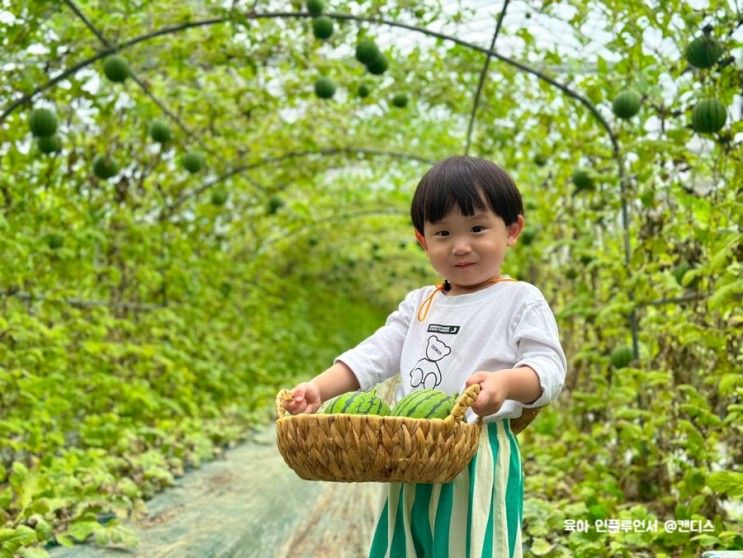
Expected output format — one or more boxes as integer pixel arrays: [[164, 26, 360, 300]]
[[322, 388, 392, 416], [392, 388, 457, 419]]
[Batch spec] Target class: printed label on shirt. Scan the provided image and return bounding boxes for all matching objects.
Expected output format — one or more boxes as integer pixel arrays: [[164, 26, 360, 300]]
[[427, 324, 460, 335]]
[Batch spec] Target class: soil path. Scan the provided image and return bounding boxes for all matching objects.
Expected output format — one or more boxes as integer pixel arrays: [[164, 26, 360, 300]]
[[50, 424, 384, 558]]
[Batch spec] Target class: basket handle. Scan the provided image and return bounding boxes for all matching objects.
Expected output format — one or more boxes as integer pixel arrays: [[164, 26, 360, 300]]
[[275, 389, 294, 419], [449, 383, 481, 422]]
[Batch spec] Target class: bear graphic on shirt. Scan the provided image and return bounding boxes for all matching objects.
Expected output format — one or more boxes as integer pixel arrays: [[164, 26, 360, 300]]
[[408, 335, 452, 389]]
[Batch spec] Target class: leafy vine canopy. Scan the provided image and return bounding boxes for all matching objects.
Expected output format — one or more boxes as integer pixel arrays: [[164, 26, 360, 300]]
[[2, 1, 739, 251]]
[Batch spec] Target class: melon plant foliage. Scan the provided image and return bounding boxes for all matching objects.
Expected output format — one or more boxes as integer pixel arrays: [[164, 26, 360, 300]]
[[0, 1, 741, 556]]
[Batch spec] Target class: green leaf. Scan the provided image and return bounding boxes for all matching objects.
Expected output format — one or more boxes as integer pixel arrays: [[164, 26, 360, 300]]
[[677, 419, 705, 449], [707, 471, 743, 498], [689, 533, 720, 547], [66, 520, 99, 543], [0, 526, 36, 552], [529, 538, 554, 556], [54, 534, 74, 548], [719, 374, 741, 395], [642, 372, 672, 387], [707, 279, 743, 311]]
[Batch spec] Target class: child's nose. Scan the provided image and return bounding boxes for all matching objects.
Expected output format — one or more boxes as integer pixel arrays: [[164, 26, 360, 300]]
[[452, 239, 472, 254]]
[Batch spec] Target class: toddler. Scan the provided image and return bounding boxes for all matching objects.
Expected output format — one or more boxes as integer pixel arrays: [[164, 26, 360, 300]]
[[285, 155, 567, 558]]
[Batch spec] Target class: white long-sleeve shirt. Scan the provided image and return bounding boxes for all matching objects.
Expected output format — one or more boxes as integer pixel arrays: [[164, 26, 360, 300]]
[[334, 280, 567, 423]]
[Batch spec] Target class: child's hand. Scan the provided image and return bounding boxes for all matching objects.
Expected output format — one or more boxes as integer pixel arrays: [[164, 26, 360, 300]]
[[465, 371, 509, 417], [284, 381, 322, 415]]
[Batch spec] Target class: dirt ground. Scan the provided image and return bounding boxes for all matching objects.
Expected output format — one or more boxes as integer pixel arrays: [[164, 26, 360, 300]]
[[51, 378, 405, 558], [50, 423, 385, 558]]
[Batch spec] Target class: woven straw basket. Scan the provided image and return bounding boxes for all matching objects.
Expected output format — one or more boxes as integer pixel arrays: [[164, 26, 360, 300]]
[[275, 384, 542, 484]]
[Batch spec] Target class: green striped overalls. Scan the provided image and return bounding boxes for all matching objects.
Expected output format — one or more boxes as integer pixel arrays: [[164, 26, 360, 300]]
[[369, 419, 524, 558]]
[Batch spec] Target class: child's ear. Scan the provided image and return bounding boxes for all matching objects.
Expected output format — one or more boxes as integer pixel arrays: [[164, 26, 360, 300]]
[[415, 230, 427, 250], [506, 215, 525, 246]]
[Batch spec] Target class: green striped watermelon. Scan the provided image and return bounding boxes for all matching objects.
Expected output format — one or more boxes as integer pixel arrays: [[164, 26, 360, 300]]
[[323, 389, 391, 416], [612, 90, 641, 119], [685, 35, 722, 69], [392, 389, 456, 419], [691, 99, 727, 134]]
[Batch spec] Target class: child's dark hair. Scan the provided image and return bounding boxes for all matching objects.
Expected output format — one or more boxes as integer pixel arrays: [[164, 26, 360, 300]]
[[410, 156, 524, 234]]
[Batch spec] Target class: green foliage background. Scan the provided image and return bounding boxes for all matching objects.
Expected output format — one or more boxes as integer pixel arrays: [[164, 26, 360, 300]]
[[0, 0, 741, 556]]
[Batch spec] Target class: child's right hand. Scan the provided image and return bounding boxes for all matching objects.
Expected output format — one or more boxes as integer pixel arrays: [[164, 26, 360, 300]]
[[284, 381, 323, 415]]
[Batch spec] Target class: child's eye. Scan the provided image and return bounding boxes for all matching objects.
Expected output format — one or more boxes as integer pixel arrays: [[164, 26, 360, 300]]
[[472, 226, 486, 233], [434, 230, 449, 237]]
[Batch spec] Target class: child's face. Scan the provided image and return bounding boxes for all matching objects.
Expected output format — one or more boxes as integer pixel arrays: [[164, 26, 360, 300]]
[[421, 203, 524, 295]]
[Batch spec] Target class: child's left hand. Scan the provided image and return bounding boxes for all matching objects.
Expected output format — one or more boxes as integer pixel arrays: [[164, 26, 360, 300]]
[[465, 371, 510, 417]]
